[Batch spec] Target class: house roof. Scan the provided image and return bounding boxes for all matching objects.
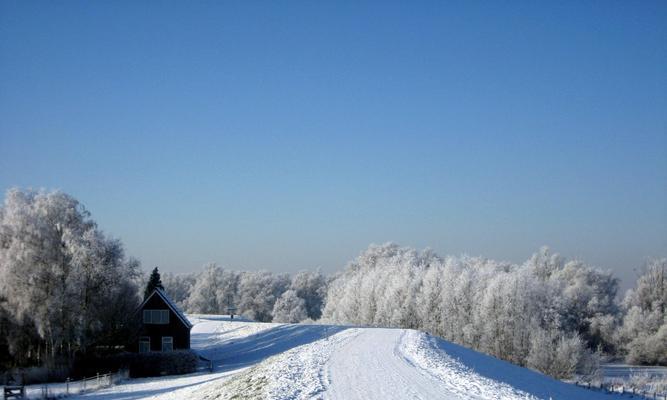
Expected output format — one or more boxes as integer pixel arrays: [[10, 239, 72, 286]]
[[138, 288, 193, 329]]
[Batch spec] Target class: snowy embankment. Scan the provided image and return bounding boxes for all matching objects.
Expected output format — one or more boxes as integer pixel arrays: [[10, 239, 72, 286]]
[[214, 327, 624, 400], [73, 315, 627, 400], [402, 330, 624, 400]]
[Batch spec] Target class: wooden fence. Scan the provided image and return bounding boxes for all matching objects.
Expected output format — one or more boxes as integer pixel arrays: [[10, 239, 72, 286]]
[[2, 369, 129, 399]]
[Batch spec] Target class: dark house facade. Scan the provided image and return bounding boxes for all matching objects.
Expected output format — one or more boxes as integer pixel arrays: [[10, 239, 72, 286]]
[[133, 289, 192, 352]]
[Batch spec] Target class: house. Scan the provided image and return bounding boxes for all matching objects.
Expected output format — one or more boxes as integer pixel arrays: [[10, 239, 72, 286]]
[[134, 288, 192, 352]]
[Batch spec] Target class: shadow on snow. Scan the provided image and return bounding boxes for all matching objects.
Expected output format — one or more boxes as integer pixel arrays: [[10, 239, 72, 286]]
[[193, 324, 347, 371]]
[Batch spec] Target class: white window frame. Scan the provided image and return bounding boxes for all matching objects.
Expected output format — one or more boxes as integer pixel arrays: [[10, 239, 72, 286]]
[[139, 336, 150, 353], [162, 336, 173, 352], [143, 309, 169, 324]]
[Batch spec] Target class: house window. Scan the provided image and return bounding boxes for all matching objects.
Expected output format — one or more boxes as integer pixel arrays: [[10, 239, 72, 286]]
[[139, 337, 150, 353], [162, 336, 173, 352], [143, 309, 169, 324]]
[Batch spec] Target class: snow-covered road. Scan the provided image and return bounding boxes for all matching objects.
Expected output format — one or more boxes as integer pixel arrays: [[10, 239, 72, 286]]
[[325, 329, 458, 399]]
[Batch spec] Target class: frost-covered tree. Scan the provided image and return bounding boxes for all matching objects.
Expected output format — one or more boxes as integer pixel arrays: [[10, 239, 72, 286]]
[[549, 260, 619, 349], [237, 271, 290, 322], [619, 258, 667, 365], [215, 269, 241, 315], [185, 263, 222, 314], [272, 289, 307, 323], [290, 270, 327, 320], [322, 243, 616, 379], [162, 272, 195, 310], [179, 265, 328, 322], [0, 188, 140, 365]]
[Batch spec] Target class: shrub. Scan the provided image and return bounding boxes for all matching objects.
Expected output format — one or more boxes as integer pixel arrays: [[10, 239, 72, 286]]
[[628, 371, 667, 395], [73, 350, 198, 379], [125, 351, 198, 378]]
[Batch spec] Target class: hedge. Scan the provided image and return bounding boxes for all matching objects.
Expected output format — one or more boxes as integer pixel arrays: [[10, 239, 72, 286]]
[[73, 350, 198, 378]]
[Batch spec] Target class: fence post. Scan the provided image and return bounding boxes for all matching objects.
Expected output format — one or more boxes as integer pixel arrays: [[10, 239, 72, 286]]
[[83, 376, 86, 392], [66, 377, 70, 395], [97, 372, 100, 388]]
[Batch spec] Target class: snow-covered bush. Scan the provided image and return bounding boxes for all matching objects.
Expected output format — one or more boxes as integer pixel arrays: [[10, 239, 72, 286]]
[[619, 258, 667, 365], [525, 328, 587, 379], [627, 371, 667, 395]]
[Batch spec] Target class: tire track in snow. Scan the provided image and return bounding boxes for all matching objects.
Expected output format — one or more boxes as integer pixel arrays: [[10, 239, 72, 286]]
[[324, 328, 461, 400], [208, 327, 361, 400]]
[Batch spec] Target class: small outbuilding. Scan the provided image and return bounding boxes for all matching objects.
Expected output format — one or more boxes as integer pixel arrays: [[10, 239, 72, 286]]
[[134, 288, 192, 352]]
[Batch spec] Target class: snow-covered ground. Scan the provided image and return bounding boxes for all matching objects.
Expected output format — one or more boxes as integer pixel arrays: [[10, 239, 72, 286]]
[[69, 315, 628, 400]]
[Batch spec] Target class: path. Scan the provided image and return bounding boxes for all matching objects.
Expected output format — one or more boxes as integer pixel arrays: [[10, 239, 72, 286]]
[[325, 329, 458, 400]]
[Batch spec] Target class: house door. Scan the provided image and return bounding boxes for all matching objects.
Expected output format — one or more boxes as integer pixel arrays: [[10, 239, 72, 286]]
[[139, 337, 150, 353], [162, 336, 173, 352]]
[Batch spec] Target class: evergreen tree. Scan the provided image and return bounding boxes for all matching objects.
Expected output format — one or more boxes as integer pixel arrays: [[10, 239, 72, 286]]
[[145, 267, 165, 299]]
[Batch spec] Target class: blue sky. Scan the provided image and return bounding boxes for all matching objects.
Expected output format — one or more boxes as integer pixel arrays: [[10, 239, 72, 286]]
[[1, 1, 665, 287]]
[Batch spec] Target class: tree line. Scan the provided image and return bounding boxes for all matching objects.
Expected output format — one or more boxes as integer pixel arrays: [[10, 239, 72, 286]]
[[1, 188, 665, 380], [152, 232, 667, 378], [159, 264, 327, 324], [321, 243, 665, 379]]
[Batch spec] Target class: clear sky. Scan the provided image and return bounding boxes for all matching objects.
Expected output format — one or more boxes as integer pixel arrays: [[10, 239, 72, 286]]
[[1, 1, 665, 288]]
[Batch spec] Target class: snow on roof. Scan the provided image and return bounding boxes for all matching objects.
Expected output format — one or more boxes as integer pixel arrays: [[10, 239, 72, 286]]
[[139, 288, 193, 329]]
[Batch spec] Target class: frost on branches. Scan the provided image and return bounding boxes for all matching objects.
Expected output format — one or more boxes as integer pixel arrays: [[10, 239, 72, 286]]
[[619, 258, 667, 365], [0, 189, 141, 368], [321, 244, 621, 379]]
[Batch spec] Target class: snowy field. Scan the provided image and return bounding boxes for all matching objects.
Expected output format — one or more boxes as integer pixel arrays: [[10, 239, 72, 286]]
[[63, 315, 629, 400]]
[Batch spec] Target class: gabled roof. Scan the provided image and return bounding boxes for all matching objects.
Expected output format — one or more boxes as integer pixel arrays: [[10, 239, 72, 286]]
[[138, 288, 193, 329]]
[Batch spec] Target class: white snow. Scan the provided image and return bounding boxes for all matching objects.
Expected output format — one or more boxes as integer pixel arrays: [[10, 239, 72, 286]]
[[67, 315, 628, 400], [75, 370, 236, 400], [402, 330, 619, 400], [207, 327, 360, 400], [325, 328, 466, 399], [188, 314, 281, 362]]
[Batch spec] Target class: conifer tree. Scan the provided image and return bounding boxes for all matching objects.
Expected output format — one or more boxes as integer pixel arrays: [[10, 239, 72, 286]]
[[145, 267, 165, 299]]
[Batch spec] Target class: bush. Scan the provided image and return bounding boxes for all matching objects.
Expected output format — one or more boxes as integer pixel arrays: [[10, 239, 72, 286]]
[[73, 350, 198, 379], [125, 351, 198, 378], [628, 371, 667, 394]]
